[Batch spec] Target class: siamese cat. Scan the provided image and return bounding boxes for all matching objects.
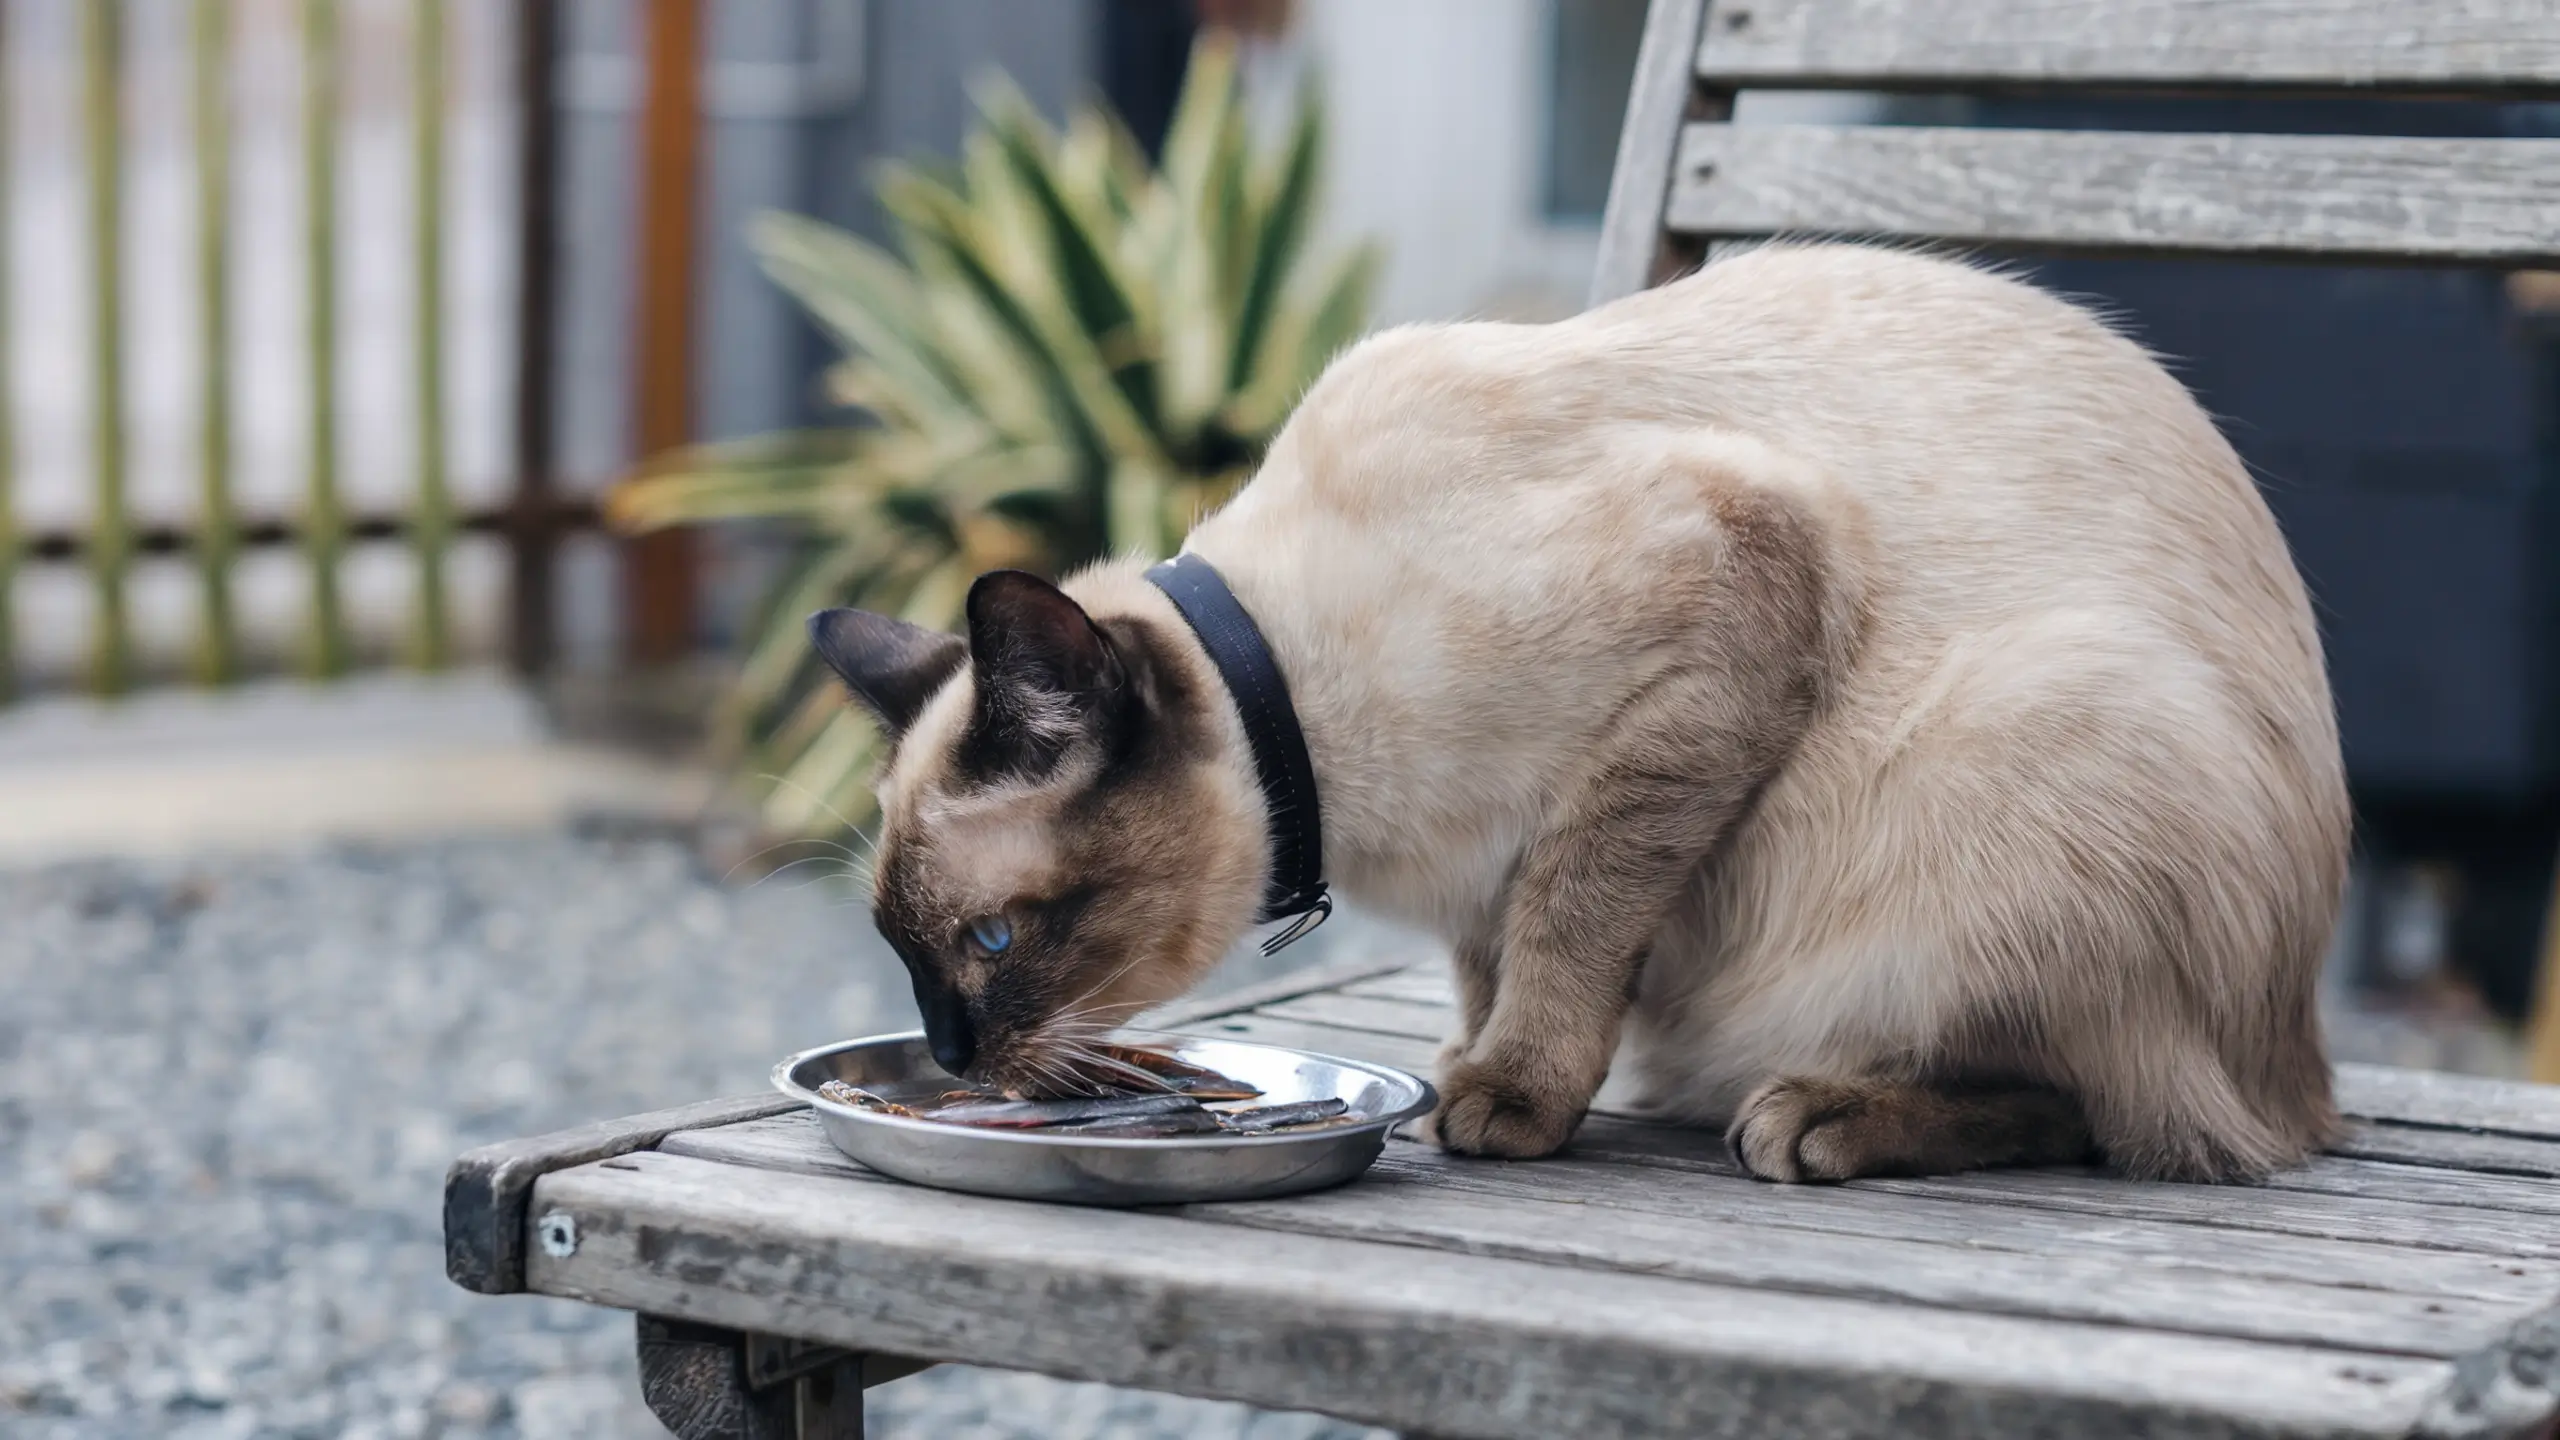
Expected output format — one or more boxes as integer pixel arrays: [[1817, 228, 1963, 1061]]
[[810, 243, 2347, 1182]]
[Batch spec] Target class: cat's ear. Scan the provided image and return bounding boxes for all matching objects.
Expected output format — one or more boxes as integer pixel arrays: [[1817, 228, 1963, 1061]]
[[963, 569, 1124, 771], [806, 609, 967, 737]]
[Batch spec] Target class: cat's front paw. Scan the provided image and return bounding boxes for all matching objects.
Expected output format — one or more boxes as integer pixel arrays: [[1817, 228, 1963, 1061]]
[[1427, 1055, 1587, 1159]]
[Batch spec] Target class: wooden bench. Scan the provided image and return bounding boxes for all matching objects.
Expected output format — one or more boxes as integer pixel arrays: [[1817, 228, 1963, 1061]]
[[445, 2, 2560, 1434], [446, 953, 2560, 1440]]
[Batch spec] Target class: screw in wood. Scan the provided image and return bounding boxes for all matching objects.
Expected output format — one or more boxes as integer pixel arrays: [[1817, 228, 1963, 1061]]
[[538, 1210, 580, 1258]]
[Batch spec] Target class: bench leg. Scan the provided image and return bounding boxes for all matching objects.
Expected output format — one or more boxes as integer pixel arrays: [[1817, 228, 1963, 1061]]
[[635, 1314, 930, 1440]]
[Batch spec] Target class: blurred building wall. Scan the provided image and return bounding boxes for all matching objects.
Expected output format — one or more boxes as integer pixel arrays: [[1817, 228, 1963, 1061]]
[[1291, 0, 1597, 325], [1275, 0, 1877, 327]]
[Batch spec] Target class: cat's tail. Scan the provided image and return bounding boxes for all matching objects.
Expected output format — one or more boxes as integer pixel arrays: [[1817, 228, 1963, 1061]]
[[2069, 1022, 2339, 1183]]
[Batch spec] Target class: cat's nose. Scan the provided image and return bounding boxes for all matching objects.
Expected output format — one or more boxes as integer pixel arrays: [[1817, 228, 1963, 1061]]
[[913, 978, 976, 1076], [928, 1024, 974, 1078]]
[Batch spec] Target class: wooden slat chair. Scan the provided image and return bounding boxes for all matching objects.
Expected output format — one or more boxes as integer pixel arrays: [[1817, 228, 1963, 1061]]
[[1594, 0, 2560, 1079], [1598, 0, 2560, 301]]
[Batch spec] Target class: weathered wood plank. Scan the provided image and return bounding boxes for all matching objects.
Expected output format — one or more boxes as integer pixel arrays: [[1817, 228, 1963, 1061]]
[[1554, 1117, 2559, 1259], [1165, 1012, 1442, 1076], [1695, 0, 2560, 96], [1258, 991, 1454, 1043], [1666, 123, 2560, 263], [2262, 1151, 2560, 1215], [1360, 1139, 2558, 1306], [2335, 1063, 2560, 1141], [1591, 0, 1715, 306], [1200, 1172, 2533, 1356], [2327, 1120, 2560, 1178], [1248, 988, 1646, 1112], [1138, 950, 1419, 1029], [662, 1113, 884, 1184], [527, 1149, 2460, 1440], [443, 1093, 805, 1294], [666, 1113, 2557, 1323], [1853, 1167, 2560, 1262], [1337, 966, 1458, 1008]]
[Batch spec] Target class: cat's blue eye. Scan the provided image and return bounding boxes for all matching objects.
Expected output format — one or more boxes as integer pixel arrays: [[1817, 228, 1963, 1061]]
[[967, 914, 1012, 955]]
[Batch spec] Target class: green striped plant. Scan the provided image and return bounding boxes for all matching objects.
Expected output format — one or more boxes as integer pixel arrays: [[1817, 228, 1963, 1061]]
[[611, 40, 1379, 839]]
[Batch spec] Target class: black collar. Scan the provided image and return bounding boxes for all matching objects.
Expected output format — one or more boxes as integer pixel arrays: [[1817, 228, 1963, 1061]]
[[1144, 553, 1332, 954]]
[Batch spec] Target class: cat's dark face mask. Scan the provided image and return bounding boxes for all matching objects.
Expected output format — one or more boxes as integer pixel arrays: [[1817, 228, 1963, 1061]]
[[806, 570, 1267, 1094]]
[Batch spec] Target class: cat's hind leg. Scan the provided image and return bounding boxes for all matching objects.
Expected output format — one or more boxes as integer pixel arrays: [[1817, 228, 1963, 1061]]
[[1726, 1075, 2095, 1182]]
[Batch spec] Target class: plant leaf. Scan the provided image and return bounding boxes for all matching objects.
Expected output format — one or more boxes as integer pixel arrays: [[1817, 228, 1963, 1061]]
[[1225, 241, 1382, 437], [748, 211, 968, 420], [1230, 77, 1324, 391], [973, 77, 1161, 433]]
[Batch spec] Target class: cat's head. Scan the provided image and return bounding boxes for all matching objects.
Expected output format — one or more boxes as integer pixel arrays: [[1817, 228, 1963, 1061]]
[[808, 567, 1268, 1094]]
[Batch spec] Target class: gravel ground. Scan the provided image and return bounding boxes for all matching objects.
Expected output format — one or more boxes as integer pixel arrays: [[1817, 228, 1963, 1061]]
[[1, 828, 2520, 1440], [0, 830, 1399, 1440]]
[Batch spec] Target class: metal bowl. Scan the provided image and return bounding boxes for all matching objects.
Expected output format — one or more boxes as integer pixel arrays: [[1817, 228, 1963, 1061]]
[[771, 1030, 1437, 1206]]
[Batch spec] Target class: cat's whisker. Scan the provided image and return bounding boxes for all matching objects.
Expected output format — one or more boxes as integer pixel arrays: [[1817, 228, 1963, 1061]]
[[1048, 1039, 1175, 1095], [753, 772, 871, 841], [721, 834, 862, 888], [1048, 952, 1152, 1030], [740, 852, 868, 892]]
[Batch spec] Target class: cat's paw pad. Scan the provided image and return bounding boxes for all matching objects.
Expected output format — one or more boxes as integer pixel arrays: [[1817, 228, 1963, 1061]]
[[1727, 1077, 1876, 1183], [1428, 1059, 1585, 1159]]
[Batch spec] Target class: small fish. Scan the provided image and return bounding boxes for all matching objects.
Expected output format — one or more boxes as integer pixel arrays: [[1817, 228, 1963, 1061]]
[[1043, 1108, 1228, 1137], [917, 1091, 1206, 1130], [815, 1080, 915, 1116], [1218, 1098, 1353, 1134], [1086, 1043, 1264, 1100]]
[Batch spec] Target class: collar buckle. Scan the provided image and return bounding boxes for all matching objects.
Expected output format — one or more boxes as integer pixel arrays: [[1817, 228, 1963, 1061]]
[[1258, 893, 1333, 957]]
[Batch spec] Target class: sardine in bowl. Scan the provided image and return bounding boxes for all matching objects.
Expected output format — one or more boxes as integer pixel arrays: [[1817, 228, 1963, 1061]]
[[774, 1030, 1436, 1206]]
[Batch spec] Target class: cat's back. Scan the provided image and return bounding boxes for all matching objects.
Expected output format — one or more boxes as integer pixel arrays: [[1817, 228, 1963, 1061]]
[[1587, 244, 2272, 565], [1577, 244, 2322, 683], [1197, 242, 2331, 779], [1253, 244, 2287, 609]]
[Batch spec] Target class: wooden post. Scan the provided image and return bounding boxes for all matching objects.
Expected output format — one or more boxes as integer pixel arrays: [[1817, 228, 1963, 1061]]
[[509, 0, 562, 676], [85, 0, 131, 695], [194, 0, 238, 685], [0, 0, 17, 701], [302, 0, 348, 677], [410, 0, 452, 669], [626, 0, 705, 667], [1588, 0, 1716, 308], [635, 1315, 930, 1440]]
